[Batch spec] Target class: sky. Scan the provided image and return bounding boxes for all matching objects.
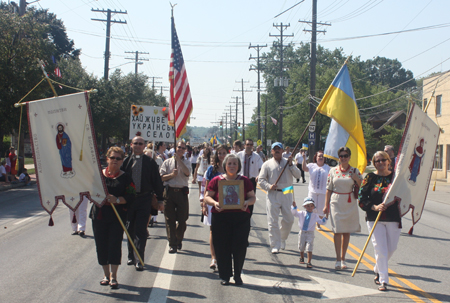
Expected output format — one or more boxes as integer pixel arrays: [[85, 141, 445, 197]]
[[25, 0, 450, 128]]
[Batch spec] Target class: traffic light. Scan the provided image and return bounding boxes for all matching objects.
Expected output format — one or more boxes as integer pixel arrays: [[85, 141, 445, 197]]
[[238, 122, 241, 127], [220, 121, 223, 128]]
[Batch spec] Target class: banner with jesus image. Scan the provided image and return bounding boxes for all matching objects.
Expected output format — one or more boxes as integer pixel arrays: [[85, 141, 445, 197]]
[[27, 92, 107, 225], [382, 103, 440, 231]]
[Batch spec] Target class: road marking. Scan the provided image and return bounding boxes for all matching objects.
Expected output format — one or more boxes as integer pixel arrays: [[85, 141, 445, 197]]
[[147, 243, 176, 303], [241, 272, 379, 299], [319, 225, 441, 303], [259, 186, 440, 302], [14, 211, 47, 225]]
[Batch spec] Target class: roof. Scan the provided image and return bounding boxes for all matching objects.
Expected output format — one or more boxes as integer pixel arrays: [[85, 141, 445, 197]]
[[367, 110, 406, 133]]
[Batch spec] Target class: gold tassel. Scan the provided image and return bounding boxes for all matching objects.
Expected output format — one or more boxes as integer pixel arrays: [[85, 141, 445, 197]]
[[79, 150, 83, 161], [433, 181, 436, 191]]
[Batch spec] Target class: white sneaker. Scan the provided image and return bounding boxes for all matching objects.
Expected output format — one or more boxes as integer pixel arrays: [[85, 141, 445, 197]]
[[280, 241, 286, 250], [271, 248, 279, 254]]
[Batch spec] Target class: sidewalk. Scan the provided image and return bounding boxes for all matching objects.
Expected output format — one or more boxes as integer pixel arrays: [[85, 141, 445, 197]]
[[0, 164, 36, 192]]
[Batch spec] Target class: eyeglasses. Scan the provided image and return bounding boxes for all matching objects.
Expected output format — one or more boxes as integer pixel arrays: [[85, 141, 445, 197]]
[[374, 158, 388, 164], [339, 154, 349, 158], [177, 146, 186, 150], [109, 156, 123, 161], [132, 142, 144, 146]]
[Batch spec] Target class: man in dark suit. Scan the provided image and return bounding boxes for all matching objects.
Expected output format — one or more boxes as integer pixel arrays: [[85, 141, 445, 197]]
[[121, 136, 164, 271]]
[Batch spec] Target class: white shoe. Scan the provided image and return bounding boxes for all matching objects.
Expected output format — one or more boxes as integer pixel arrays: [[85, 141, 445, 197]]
[[335, 261, 341, 270], [280, 241, 286, 250], [341, 260, 348, 269], [271, 248, 279, 254]]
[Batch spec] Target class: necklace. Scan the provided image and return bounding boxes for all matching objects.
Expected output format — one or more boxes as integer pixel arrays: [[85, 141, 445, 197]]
[[105, 167, 120, 178], [339, 165, 350, 172]]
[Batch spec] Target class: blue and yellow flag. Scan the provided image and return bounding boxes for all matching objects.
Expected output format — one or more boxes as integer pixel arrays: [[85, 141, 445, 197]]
[[282, 186, 294, 194], [317, 63, 367, 173]]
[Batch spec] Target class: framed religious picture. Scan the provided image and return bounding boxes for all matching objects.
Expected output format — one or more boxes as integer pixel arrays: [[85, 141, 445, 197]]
[[218, 179, 245, 209]]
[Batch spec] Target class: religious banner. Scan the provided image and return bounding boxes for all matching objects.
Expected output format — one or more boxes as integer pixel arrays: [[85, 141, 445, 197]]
[[27, 92, 107, 225], [383, 103, 440, 233], [129, 105, 175, 142]]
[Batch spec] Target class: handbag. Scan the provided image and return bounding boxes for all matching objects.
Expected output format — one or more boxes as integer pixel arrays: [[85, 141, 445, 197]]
[[352, 181, 359, 199]]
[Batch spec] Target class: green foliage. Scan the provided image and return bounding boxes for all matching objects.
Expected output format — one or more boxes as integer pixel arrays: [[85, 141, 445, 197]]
[[381, 125, 404, 151], [362, 122, 379, 157], [247, 43, 415, 149]]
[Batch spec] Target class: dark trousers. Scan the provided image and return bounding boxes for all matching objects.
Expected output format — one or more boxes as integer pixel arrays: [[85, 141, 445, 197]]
[[92, 218, 124, 265], [248, 177, 257, 215], [191, 163, 197, 176], [127, 194, 152, 263], [297, 164, 306, 182], [212, 211, 251, 281], [164, 188, 189, 247]]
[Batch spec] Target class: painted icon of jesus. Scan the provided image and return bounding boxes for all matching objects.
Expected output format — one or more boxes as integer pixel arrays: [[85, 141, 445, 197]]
[[408, 138, 424, 183], [56, 124, 74, 178]]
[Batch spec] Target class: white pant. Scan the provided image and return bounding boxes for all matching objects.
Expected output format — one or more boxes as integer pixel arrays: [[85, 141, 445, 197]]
[[69, 197, 89, 232], [298, 230, 315, 252], [266, 191, 294, 249], [308, 192, 326, 216], [367, 221, 401, 284]]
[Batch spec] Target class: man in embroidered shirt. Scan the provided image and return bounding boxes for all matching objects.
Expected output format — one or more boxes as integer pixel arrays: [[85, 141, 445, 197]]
[[258, 142, 301, 254]]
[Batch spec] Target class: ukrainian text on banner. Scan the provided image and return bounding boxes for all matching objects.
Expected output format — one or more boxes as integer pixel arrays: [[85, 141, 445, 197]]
[[129, 105, 175, 142], [383, 103, 440, 231], [27, 92, 107, 224]]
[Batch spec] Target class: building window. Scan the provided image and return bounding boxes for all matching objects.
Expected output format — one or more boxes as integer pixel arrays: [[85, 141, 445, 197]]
[[423, 98, 427, 110], [435, 145, 443, 169], [436, 95, 442, 117]]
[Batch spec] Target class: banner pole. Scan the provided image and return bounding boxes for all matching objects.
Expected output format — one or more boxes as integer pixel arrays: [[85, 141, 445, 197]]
[[110, 203, 145, 266], [351, 210, 382, 277], [273, 107, 319, 187]]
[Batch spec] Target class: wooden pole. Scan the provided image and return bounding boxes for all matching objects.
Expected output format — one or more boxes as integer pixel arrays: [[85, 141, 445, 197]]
[[110, 203, 144, 266], [352, 210, 382, 277]]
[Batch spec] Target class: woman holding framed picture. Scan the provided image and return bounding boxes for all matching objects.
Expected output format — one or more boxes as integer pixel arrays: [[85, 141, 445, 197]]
[[204, 154, 256, 286]]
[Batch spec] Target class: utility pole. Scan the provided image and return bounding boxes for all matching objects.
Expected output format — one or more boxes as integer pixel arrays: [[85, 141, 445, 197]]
[[18, 0, 26, 15], [270, 23, 293, 143], [148, 76, 163, 90], [91, 9, 127, 80], [249, 43, 267, 142], [125, 51, 149, 74], [233, 80, 251, 141], [230, 97, 241, 141], [299, 0, 330, 160]]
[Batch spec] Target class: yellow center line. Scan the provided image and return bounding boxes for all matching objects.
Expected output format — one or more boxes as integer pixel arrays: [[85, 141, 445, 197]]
[[257, 185, 440, 302]]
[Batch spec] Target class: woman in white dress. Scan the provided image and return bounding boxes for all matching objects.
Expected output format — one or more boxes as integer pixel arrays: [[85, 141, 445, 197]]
[[302, 150, 331, 230], [323, 147, 362, 270]]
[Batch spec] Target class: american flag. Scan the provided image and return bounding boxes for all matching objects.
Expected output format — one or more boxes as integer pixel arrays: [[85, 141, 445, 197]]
[[51, 55, 62, 78], [169, 17, 193, 138], [270, 116, 278, 125]]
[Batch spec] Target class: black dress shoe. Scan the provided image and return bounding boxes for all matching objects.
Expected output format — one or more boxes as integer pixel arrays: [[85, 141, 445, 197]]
[[220, 279, 230, 286], [79, 231, 85, 237], [135, 263, 144, 271], [234, 277, 243, 286], [71, 231, 79, 235], [127, 259, 135, 266], [177, 243, 182, 250], [169, 247, 177, 254]]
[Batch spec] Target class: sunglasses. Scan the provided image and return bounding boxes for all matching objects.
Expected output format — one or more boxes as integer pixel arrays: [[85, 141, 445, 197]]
[[177, 146, 186, 150], [132, 142, 144, 145], [109, 156, 123, 161], [339, 154, 349, 158], [374, 158, 388, 164]]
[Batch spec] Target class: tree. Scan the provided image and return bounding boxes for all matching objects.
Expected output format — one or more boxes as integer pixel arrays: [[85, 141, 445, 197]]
[[381, 125, 404, 152], [0, 4, 79, 155]]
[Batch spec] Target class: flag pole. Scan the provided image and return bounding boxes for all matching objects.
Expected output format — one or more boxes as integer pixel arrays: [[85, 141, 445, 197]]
[[272, 57, 352, 187], [351, 210, 382, 277], [110, 203, 145, 266]]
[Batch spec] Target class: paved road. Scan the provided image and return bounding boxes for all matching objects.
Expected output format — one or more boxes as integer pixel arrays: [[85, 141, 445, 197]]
[[0, 176, 449, 303]]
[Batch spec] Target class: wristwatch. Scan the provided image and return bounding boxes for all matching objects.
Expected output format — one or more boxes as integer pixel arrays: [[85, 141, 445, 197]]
[[116, 197, 120, 204]]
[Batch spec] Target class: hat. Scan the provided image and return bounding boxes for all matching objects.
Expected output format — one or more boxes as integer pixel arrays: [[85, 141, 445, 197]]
[[303, 197, 315, 207], [271, 142, 283, 150]]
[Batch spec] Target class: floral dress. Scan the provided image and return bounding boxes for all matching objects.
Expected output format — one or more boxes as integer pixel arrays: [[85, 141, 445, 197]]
[[326, 166, 362, 233]]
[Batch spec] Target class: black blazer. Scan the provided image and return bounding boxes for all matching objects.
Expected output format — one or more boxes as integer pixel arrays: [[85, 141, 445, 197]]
[[121, 154, 164, 201]]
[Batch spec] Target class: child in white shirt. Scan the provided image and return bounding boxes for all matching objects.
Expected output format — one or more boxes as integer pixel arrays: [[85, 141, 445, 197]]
[[292, 197, 327, 268]]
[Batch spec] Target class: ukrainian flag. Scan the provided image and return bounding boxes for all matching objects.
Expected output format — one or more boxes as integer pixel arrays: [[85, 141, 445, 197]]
[[282, 186, 294, 194], [317, 63, 367, 173]]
